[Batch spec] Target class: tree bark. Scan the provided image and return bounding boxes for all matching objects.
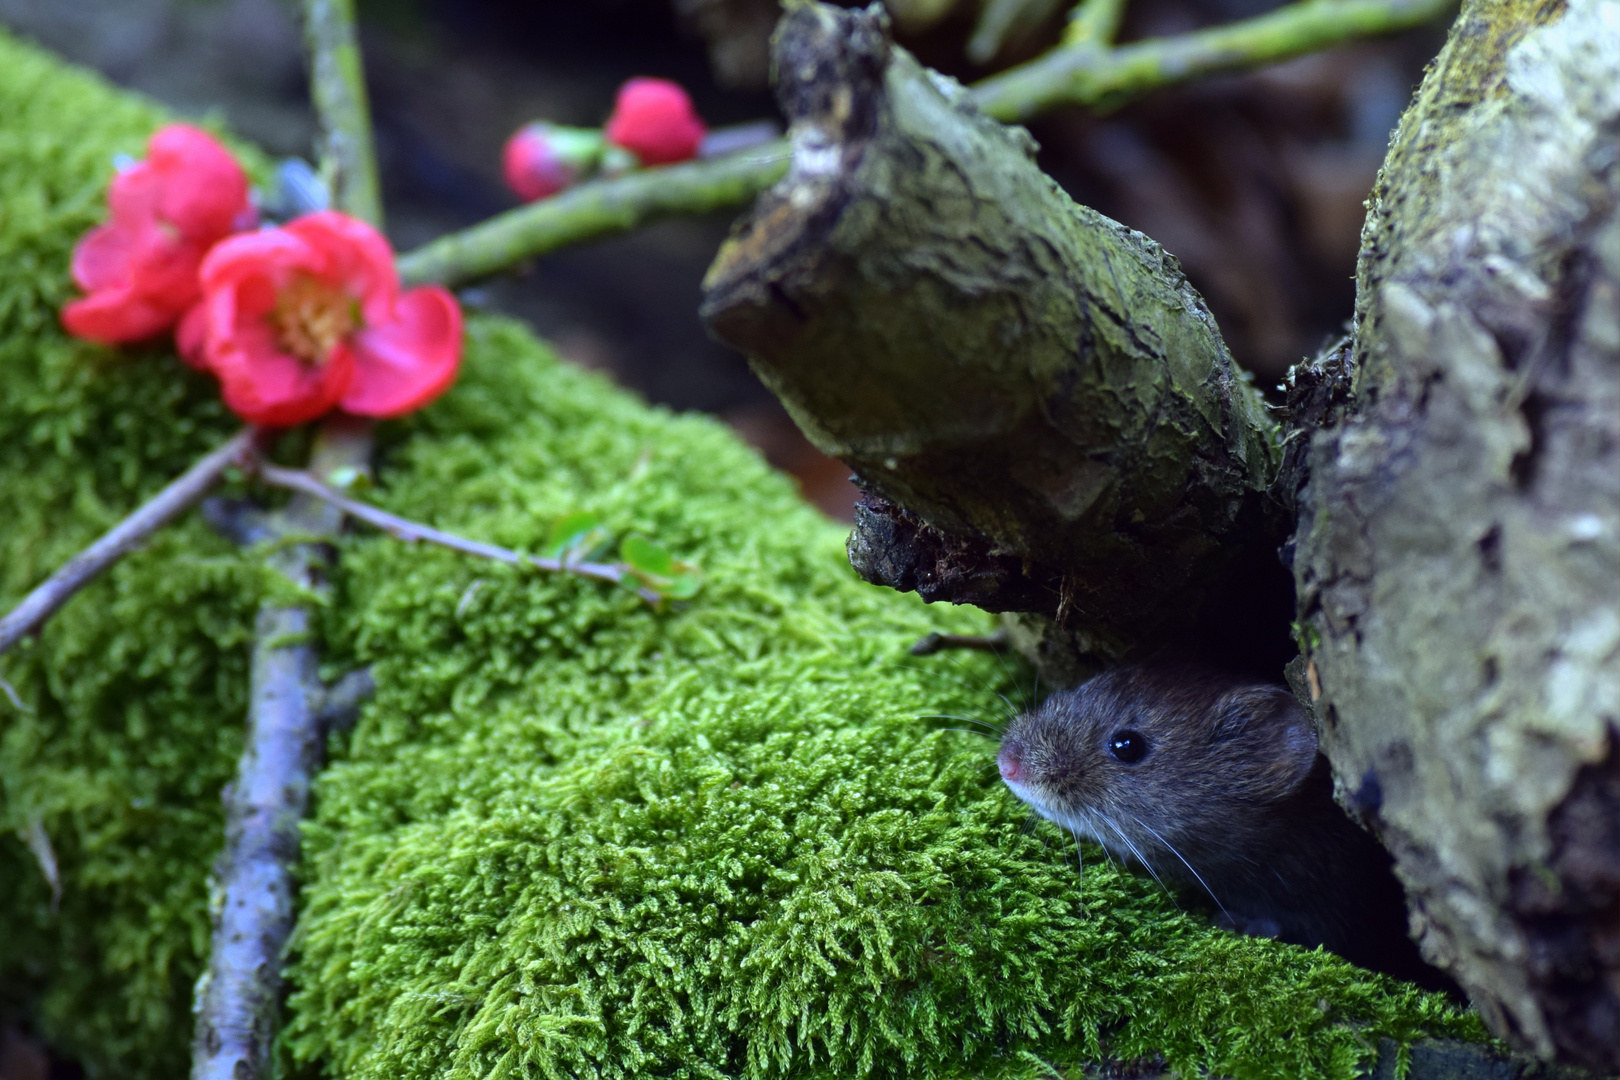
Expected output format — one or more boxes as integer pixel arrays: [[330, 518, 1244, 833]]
[[1292, 0, 1620, 1068], [701, 3, 1282, 677]]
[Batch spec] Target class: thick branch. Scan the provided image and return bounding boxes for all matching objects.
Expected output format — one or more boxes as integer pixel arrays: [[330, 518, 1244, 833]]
[[701, 4, 1280, 666], [396, 144, 790, 289], [0, 427, 262, 658], [1292, 0, 1619, 1066], [969, 0, 1456, 122], [302, 0, 382, 227]]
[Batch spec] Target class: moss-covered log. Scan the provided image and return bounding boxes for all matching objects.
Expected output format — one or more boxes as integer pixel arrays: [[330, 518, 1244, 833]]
[[700, 3, 1281, 673], [1292, 0, 1620, 1068], [0, 26, 1498, 1080]]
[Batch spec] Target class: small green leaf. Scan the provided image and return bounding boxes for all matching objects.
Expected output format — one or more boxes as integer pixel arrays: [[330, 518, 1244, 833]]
[[543, 512, 608, 561], [326, 465, 371, 492], [620, 535, 675, 577], [662, 567, 703, 600]]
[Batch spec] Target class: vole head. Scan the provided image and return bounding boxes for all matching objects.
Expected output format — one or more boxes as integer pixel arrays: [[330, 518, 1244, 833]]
[[997, 665, 1319, 866]]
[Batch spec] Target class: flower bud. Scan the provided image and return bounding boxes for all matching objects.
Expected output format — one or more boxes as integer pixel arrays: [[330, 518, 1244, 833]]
[[604, 78, 706, 167], [502, 123, 604, 203]]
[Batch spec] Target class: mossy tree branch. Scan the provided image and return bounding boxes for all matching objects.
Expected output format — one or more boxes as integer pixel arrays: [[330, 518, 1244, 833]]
[[1292, 0, 1619, 1065], [971, 0, 1456, 122], [700, 3, 1281, 677], [396, 142, 790, 289], [301, 0, 382, 228]]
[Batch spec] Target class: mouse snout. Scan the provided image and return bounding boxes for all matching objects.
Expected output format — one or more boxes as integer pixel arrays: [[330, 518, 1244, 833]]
[[998, 743, 1024, 782]]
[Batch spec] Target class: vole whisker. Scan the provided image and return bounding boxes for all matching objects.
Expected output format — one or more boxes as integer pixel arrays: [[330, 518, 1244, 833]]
[[930, 725, 1000, 741], [1078, 813, 1119, 868], [937, 647, 1027, 714], [1129, 814, 1231, 925], [917, 713, 1006, 735], [1100, 816, 1177, 906], [900, 662, 1022, 721]]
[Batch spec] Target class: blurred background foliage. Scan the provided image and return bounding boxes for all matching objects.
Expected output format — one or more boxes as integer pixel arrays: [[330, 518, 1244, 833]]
[[0, 0, 1444, 521]]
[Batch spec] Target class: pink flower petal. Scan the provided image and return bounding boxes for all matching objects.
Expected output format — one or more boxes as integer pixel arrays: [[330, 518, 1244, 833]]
[[70, 222, 140, 293], [176, 303, 210, 371], [61, 287, 176, 344], [342, 286, 463, 418], [212, 330, 356, 428], [283, 212, 400, 325]]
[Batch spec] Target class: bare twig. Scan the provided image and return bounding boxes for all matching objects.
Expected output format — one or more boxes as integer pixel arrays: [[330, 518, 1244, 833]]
[[254, 463, 663, 603], [190, 602, 328, 1080], [1063, 0, 1129, 47], [192, 5, 385, 1077], [191, 424, 371, 1080], [0, 426, 263, 659], [314, 666, 375, 735], [909, 629, 1012, 656]]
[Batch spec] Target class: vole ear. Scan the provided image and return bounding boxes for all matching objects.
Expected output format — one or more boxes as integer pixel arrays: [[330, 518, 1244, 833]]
[[1213, 685, 1320, 799]]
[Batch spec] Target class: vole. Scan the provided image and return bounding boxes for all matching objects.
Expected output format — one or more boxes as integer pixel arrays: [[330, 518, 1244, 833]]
[[997, 663, 1445, 986]]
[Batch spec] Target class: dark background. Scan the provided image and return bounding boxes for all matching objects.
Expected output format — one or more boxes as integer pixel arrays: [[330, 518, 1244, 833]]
[[0, 0, 1445, 520]]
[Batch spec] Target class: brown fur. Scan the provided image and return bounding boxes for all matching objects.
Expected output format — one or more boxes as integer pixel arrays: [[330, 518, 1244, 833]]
[[999, 664, 1448, 986]]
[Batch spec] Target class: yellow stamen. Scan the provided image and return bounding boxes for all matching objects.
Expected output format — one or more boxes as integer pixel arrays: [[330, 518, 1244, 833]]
[[271, 275, 359, 364]]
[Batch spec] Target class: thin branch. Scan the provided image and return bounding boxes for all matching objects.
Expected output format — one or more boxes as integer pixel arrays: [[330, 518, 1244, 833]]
[[395, 141, 790, 289], [302, 0, 382, 226], [190, 602, 328, 1080], [393, 0, 1447, 290], [0, 426, 262, 659], [909, 630, 1012, 656], [1062, 0, 1128, 47], [191, 423, 371, 1080], [254, 463, 663, 603], [194, 6, 381, 1070], [968, 0, 1456, 122]]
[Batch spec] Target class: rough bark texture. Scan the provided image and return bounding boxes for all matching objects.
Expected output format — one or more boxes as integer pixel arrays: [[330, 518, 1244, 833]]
[[701, 3, 1281, 673], [1292, 0, 1620, 1067], [190, 604, 326, 1080]]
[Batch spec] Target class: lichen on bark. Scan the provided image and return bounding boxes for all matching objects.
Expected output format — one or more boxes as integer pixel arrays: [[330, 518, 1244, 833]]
[[1293, 0, 1620, 1066]]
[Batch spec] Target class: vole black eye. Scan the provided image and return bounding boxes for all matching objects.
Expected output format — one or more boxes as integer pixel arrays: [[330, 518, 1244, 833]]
[[1108, 730, 1149, 763]]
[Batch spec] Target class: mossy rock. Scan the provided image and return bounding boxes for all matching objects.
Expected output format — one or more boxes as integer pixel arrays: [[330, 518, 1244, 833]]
[[0, 27, 1487, 1080]]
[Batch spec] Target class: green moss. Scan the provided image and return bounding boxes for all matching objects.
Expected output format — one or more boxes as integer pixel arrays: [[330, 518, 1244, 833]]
[[0, 27, 278, 1078], [0, 27, 1485, 1080]]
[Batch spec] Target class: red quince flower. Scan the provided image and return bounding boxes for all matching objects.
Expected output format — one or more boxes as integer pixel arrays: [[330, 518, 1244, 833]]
[[191, 211, 462, 427], [604, 78, 706, 166], [502, 123, 605, 202], [61, 124, 255, 345]]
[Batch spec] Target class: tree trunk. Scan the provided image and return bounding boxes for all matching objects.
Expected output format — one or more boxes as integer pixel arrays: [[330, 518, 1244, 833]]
[[701, 0, 1618, 1069], [1292, 0, 1620, 1068]]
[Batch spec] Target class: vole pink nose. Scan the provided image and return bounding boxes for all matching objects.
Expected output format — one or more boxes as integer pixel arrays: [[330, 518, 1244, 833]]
[[998, 746, 1023, 782]]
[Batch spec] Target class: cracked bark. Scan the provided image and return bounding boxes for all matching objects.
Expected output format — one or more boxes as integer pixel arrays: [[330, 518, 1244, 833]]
[[1293, 0, 1619, 1067], [701, 3, 1283, 679]]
